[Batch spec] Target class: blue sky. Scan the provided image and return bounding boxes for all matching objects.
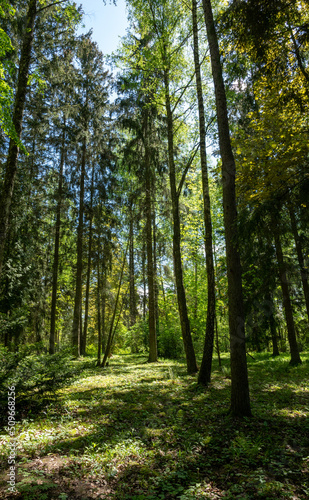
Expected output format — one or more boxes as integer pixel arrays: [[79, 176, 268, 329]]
[[78, 0, 128, 55]]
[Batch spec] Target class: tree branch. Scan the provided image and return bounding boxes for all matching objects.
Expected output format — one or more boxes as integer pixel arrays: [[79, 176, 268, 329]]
[[176, 142, 200, 199]]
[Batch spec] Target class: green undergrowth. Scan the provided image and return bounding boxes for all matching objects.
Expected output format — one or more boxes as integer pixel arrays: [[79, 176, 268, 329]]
[[0, 352, 308, 499]]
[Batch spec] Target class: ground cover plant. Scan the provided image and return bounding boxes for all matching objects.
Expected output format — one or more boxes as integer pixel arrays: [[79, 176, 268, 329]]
[[0, 352, 308, 499]]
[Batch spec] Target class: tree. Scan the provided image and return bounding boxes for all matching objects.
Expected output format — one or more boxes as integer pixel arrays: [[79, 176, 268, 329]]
[[191, 0, 216, 385], [271, 209, 302, 365], [202, 0, 251, 416], [72, 35, 110, 356]]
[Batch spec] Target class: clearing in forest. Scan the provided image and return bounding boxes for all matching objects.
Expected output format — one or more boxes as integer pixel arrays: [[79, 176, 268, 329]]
[[1, 352, 309, 499]]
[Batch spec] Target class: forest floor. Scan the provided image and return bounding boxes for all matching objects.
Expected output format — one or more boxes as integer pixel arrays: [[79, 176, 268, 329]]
[[0, 352, 309, 499]]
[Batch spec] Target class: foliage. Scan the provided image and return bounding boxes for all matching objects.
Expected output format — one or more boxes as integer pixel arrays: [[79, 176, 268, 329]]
[[0, 347, 82, 426], [0, 353, 308, 498]]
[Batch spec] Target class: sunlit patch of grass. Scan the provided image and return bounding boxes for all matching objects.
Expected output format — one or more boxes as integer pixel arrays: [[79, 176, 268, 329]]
[[0, 352, 308, 499]]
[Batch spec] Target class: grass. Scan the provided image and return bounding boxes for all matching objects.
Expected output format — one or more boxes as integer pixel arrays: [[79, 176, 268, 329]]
[[0, 352, 309, 499]]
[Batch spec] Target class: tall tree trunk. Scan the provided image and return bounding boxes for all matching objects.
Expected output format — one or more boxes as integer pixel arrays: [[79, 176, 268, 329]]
[[49, 125, 65, 354], [142, 241, 147, 321], [72, 138, 86, 357], [271, 214, 302, 365], [0, 0, 37, 279], [202, 0, 251, 415], [144, 111, 157, 363], [129, 203, 137, 327], [101, 270, 107, 355], [192, 0, 216, 385], [97, 255, 102, 366], [81, 165, 94, 356], [163, 64, 198, 374], [153, 188, 160, 336], [286, 196, 309, 322]]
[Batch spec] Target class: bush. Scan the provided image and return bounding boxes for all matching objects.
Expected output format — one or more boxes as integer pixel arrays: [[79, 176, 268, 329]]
[[157, 325, 183, 359], [0, 346, 80, 425], [125, 321, 148, 354]]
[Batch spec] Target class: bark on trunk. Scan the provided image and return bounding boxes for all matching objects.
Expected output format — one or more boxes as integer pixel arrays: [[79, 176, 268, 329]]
[[72, 138, 86, 357], [0, 0, 37, 278], [272, 214, 302, 365], [202, 0, 251, 415], [97, 256, 102, 366], [287, 196, 309, 322], [49, 125, 65, 354], [101, 270, 107, 355], [81, 165, 94, 356], [129, 203, 137, 327], [163, 63, 198, 374], [192, 0, 216, 385], [267, 291, 279, 357], [142, 241, 146, 321], [144, 111, 157, 363]]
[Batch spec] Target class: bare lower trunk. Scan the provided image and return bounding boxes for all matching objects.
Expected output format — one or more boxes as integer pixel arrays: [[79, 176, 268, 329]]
[[50, 125, 65, 354], [81, 165, 94, 356], [129, 204, 137, 327], [202, 0, 251, 415], [97, 256, 102, 365], [72, 139, 86, 357], [287, 196, 309, 322], [268, 292, 279, 357], [272, 214, 301, 365], [144, 111, 157, 363]]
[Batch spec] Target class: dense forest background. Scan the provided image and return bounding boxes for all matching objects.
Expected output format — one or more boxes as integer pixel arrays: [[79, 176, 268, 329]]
[[0, 0, 309, 415]]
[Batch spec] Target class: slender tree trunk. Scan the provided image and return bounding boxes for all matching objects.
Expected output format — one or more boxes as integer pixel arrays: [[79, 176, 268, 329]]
[[192, 0, 216, 385], [129, 203, 137, 327], [142, 241, 147, 321], [49, 125, 65, 354], [101, 268, 107, 355], [72, 138, 86, 357], [102, 242, 128, 367], [144, 111, 157, 363], [0, 0, 37, 279], [153, 189, 160, 336], [286, 196, 309, 322], [267, 290, 279, 357], [163, 62, 198, 374], [81, 165, 94, 356], [97, 255, 102, 366], [202, 0, 251, 415], [272, 214, 301, 365], [215, 315, 222, 367]]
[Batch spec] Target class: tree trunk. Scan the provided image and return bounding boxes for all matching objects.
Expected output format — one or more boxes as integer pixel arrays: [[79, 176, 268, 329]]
[[153, 189, 160, 337], [101, 269, 107, 355], [97, 255, 102, 366], [272, 214, 302, 365], [72, 138, 86, 357], [49, 125, 65, 354], [142, 241, 147, 321], [192, 0, 216, 385], [163, 63, 198, 374], [267, 291, 279, 357], [287, 196, 309, 322], [0, 0, 37, 279], [129, 203, 137, 327], [202, 0, 251, 415], [81, 165, 94, 356], [144, 111, 158, 363], [101, 242, 128, 367]]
